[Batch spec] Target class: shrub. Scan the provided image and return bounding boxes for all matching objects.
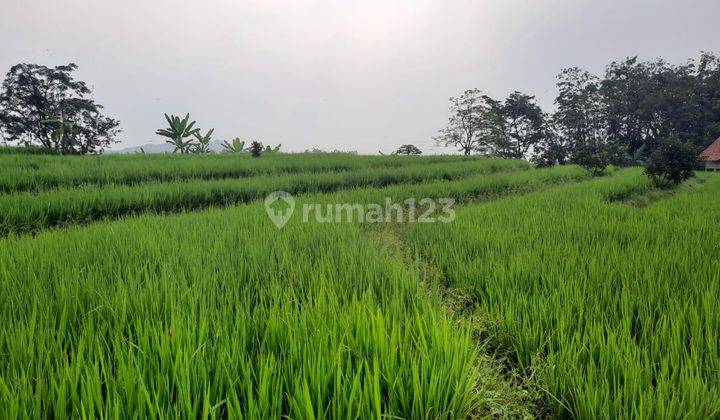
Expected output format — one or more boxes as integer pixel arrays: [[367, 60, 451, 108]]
[[249, 141, 264, 158], [572, 143, 611, 176], [644, 138, 698, 188]]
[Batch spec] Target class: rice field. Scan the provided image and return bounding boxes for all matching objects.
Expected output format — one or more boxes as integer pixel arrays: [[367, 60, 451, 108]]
[[0, 152, 717, 418], [408, 169, 720, 418], [0, 153, 489, 193]]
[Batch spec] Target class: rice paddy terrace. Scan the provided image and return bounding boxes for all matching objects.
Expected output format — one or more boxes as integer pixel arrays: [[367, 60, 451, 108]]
[[0, 152, 718, 418]]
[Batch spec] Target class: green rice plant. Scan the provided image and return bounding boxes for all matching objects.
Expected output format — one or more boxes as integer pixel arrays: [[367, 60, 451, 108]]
[[0, 145, 59, 155], [0, 200, 490, 418], [407, 169, 720, 418], [0, 159, 533, 234], [0, 153, 516, 193], [5, 149, 710, 418]]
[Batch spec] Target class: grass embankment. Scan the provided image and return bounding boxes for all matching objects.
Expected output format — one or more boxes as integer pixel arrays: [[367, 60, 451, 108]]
[[407, 169, 720, 418]]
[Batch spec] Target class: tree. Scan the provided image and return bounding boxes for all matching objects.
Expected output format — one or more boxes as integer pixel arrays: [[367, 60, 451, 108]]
[[644, 138, 698, 187], [695, 52, 720, 147], [553, 67, 607, 159], [192, 128, 214, 153], [0, 63, 120, 154], [601, 57, 693, 156], [486, 91, 546, 159], [395, 144, 422, 155], [221, 137, 246, 153], [531, 128, 570, 167], [249, 141, 263, 157], [434, 89, 498, 155], [155, 114, 200, 154]]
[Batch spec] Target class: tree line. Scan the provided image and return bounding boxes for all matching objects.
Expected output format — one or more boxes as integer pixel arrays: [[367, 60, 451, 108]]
[[1, 53, 719, 167], [435, 52, 720, 170]]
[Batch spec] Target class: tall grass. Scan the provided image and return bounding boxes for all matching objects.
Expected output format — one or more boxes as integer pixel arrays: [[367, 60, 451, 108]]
[[408, 169, 720, 418], [0, 145, 58, 155], [0, 201, 484, 418], [0, 159, 531, 234], [0, 153, 504, 193], [0, 157, 588, 417], [5, 150, 713, 417]]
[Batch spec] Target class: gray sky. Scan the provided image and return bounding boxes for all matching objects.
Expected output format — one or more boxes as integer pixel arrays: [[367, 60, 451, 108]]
[[2, 0, 719, 154]]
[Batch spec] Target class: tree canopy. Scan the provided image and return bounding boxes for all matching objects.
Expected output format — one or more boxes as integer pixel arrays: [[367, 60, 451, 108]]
[[433, 89, 499, 155], [0, 63, 120, 154], [437, 52, 720, 170], [395, 144, 422, 155]]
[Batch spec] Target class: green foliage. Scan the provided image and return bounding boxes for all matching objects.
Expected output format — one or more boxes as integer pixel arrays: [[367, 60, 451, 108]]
[[531, 136, 568, 168], [264, 144, 281, 154], [0, 208, 482, 418], [486, 91, 547, 159], [0, 154, 581, 417], [0, 157, 535, 234], [220, 137, 246, 153], [155, 114, 200, 154], [570, 140, 626, 176], [0, 63, 120, 154], [249, 141, 263, 157], [0, 153, 492, 193], [434, 89, 499, 155], [545, 53, 720, 163], [408, 170, 720, 417], [192, 128, 214, 154], [644, 138, 699, 187], [570, 143, 611, 176], [394, 144, 422, 155], [0, 145, 58, 155], [0, 151, 715, 417], [40, 114, 80, 153]]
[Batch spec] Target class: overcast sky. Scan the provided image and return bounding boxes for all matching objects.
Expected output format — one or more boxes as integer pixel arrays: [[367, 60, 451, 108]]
[[2, 0, 719, 154]]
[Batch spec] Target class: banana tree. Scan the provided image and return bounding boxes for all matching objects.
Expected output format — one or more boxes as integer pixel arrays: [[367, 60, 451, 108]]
[[221, 137, 246, 153], [41, 112, 79, 155], [193, 128, 214, 153], [264, 144, 282, 154], [155, 114, 200, 154]]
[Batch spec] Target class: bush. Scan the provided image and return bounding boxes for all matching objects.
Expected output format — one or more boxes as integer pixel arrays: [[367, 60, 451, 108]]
[[249, 141, 264, 158], [644, 139, 699, 188]]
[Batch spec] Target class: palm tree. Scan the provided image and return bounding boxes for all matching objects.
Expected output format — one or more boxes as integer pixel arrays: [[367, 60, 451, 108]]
[[155, 114, 200, 153]]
